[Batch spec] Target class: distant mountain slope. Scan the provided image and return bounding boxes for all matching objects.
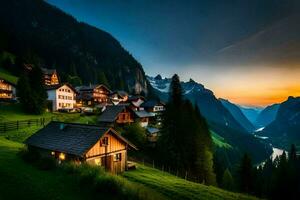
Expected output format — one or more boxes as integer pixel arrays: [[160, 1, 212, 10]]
[[259, 96, 300, 148], [239, 106, 262, 125], [147, 75, 246, 133], [220, 99, 255, 133], [255, 103, 279, 128], [0, 0, 150, 94], [148, 75, 272, 162]]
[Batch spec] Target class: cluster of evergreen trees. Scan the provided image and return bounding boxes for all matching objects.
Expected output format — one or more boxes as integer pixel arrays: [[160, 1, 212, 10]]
[[215, 145, 300, 200], [157, 74, 216, 185], [15, 54, 48, 114]]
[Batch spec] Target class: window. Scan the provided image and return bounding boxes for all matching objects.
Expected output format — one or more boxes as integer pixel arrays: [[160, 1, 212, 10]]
[[101, 137, 109, 146], [113, 153, 122, 162]]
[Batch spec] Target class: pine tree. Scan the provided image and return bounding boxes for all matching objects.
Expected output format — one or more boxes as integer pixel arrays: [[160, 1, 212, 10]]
[[169, 74, 182, 106], [98, 71, 110, 87], [222, 169, 235, 191], [289, 144, 297, 163], [158, 74, 216, 185], [238, 153, 254, 193], [17, 65, 47, 114]]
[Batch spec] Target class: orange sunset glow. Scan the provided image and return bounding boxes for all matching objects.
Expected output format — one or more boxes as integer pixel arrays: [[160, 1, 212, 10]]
[[186, 65, 300, 107]]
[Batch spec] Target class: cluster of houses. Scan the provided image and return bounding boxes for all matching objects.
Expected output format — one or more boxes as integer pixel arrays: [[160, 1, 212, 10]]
[[0, 67, 165, 173]]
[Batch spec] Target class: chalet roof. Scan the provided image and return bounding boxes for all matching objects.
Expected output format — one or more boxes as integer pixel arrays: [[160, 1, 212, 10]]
[[98, 104, 129, 123], [127, 95, 145, 101], [141, 100, 165, 108], [45, 83, 77, 93], [76, 84, 111, 93], [146, 127, 160, 134], [25, 121, 137, 156], [134, 110, 155, 118]]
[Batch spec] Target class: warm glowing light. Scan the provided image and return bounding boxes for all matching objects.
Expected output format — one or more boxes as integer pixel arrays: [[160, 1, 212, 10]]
[[185, 65, 300, 106], [59, 153, 66, 160], [51, 151, 55, 156]]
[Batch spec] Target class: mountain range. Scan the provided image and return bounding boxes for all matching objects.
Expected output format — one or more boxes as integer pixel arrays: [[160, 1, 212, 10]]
[[148, 75, 273, 163], [148, 75, 246, 133], [149, 74, 300, 151], [0, 0, 152, 95], [219, 99, 255, 133], [258, 97, 300, 149]]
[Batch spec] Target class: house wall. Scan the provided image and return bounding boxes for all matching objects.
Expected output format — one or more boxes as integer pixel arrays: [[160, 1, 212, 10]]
[[47, 85, 76, 111], [0, 80, 16, 99], [116, 111, 134, 124], [85, 131, 127, 173], [139, 117, 149, 127], [153, 105, 165, 112]]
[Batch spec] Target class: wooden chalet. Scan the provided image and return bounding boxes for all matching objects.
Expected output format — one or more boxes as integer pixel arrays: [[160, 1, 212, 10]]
[[142, 100, 165, 113], [126, 95, 145, 111], [76, 84, 112, 107], [25, 122, 137, 174], [110, 91, 128, 105], [98, 104, 134, 126], [146, 127, 160, 146], [41, 67, 59, 86], [0, 78, 16, 101], [133, 110, 155, 127], [141, 100, 165, 124]]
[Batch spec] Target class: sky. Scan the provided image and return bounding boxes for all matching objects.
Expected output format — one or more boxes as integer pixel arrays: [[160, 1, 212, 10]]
[[46, 0, 300, 107]]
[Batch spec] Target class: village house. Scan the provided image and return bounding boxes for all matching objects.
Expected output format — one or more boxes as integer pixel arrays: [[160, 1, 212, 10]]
[[133, 110, 155, 127], [126, 95, 145, 111], [110, 91, 128, 105], [142, 100, 165, 124], [41, 67, 60, 86], [98, 104, 134, 126], [142, 100, 165, 113], [146, 127, 160, 146], [76, 84, 111, 107], [25, 122, 137, 174], [46, 83, 77, 111], [0, 78, 16, 101]]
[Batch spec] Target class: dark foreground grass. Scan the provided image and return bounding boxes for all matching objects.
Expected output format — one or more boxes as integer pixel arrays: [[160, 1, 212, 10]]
[[61, 163, 166, 200], [0, 137, 94, 200], [0, 137, 167, 200], [124, 164, 259, 200]]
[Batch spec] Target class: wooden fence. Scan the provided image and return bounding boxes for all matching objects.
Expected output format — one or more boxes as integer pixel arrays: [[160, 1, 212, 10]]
[[0, 118, 53, 133], [130, 157, 203, 183]]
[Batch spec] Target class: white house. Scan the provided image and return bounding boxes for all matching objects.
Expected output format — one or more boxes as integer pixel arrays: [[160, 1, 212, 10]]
[[46, 84, 77, 111]]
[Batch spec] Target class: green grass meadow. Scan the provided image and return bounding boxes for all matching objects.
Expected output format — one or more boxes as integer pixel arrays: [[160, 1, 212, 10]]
[[124, 164, 258, 200], [0, 103, 260, 200]]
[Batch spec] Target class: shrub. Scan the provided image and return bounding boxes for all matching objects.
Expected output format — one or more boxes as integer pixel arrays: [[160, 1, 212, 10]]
[[122, 123, 147, 149], [18, 147, 40, 163], [60, 162, 162, 200], [36, 157, 57, 170]]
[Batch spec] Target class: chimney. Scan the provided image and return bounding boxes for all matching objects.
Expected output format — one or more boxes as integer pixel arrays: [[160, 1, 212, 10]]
[[60, 123, 65, 130]]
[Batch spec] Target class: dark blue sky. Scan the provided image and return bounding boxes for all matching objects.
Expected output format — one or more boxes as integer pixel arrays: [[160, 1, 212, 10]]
[[46, 0, 300, 106]]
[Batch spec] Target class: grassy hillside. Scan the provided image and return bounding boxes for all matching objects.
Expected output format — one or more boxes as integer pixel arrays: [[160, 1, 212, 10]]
[[0, 135, 259, 200], [124, 165, 258, 200], [0, 104, 259, 200], [0, 137, 95, 200], [0, 136, 166, 200], [211, 130, 232, 149]]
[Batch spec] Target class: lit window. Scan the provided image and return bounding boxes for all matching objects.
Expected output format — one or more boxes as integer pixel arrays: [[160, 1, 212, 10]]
[[101, 137, 109, 146], [113, 153, 122, 161], [59, 153, 66, 160]]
